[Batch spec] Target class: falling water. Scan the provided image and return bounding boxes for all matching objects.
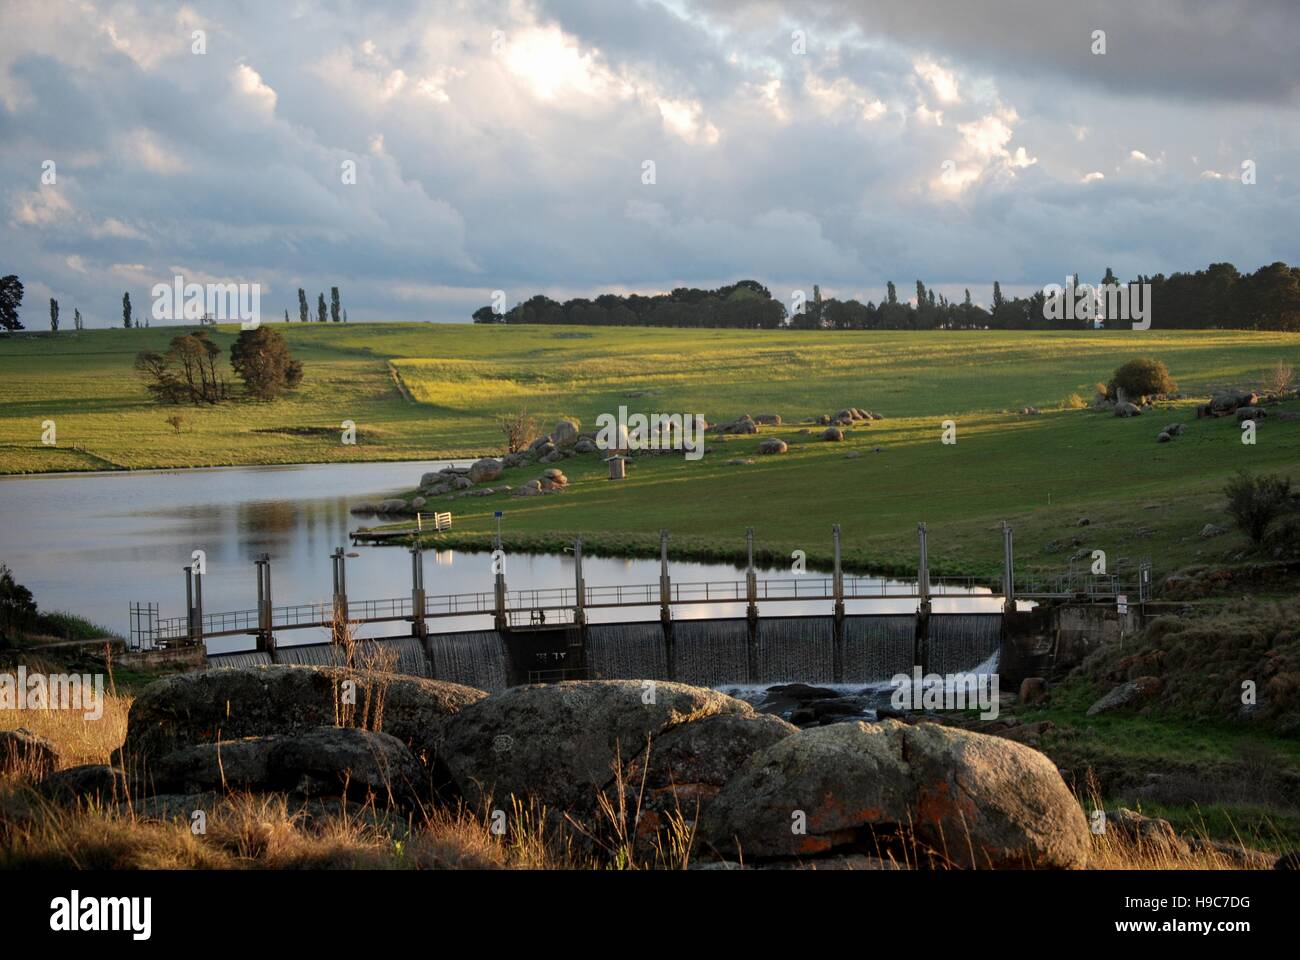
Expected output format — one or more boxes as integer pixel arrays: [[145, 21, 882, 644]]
[[927, 614, 1002, 675], [842, 615, 916, 683], [586, 623, 668, 680], [356, 636, 433, 678], [273, 643, 348, 668], [206, 650, 273, 670], [756, 617, 835, 683], [673, 619, 750, 686], [427, 630, 509, 692]]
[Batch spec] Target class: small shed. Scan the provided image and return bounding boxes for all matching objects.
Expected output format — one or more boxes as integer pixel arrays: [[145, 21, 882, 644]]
[[604, 454, 628, 480]]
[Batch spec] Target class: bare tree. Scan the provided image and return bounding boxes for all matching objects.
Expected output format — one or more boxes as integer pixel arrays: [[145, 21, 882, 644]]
[[499, 407, 540, 453], [1266, 359, 1294, 396]]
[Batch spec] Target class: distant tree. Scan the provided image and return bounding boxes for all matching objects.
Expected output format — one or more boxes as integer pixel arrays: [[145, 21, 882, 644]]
[[499, 407, 540, 453], [230, 326, 304, 400], [992, 281, 1005, 311], [165, 414, 187, 434], [1266, 359, 1294, 396], [330, 287, 341, 323], [317, 293, 327, 324], [298, 288, 309, 324], [49, 297, 59, 332], [135, 330, 226, 404], [342, 308, 348, 323], [284, 309, 290, 324], [122, 291, 132, 328], [886, 281, 898, 305], [74, 308, 82, 330], [1224, 471, 1293, 546], [1109, 357, 1177, 399], [0, 563, 39, 642], [0, 276, 25, 332]]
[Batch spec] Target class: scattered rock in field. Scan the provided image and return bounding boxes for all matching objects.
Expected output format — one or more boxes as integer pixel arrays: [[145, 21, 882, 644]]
[[1077, 517, 1090, 526], [1199, 523, 1227, 539], [821, 427, 844, 441], [1114, 402, 1141, 418], [39, 763, 127, 804], [753, 413, 781, 426], [468, 458, 504, 484], [1020, 406, 1041, 416], [845, 450, 862, 459], [1103, 808, 1188, 856], [0, 728, 58, 779], [725, 458, 754, 466], [553, 418, 580, 448], [1085, 676, 1162, 716], [757, 438, 788, 455], [574, 437, 598, 453], [1018, 677, 1049, 705], [710, 414, 759, 435]]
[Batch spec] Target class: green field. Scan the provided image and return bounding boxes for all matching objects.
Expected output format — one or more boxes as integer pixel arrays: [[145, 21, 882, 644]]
[[2, 323, 1298, 576]]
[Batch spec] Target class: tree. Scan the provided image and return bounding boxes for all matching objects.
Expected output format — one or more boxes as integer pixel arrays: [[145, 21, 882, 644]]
[[342, 309, 348, 323], [122, 291, 132, 328], [1223, 471, 1293, 546], [1109, 357, 1177, 399], [230, 326, 304, 400], [0, 563, 38, 642], [992, 281, 1005, 311], [49, 297, 59, 332], [317, 293, 327, 324], [0, 275, 24, 331], [284, 309, 290, 323], [74, 308, 82, 331], [330, 287, 341, 323], [1266, 359, 1294, 396], [135, 330, 226, 404], [298, 288, 309, 324], [499, 407, 540, 453]]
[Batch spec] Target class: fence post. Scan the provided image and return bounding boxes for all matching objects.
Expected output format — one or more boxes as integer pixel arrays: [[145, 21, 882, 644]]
[[493, 529, 507, 632], [832, 524, 845, 683], [255, 554, 276, 656], [193, 565, 204, 648]]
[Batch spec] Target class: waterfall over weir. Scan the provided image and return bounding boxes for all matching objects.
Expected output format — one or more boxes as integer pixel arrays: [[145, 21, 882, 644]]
[[427, 630, 508, 692], [756, 617, 834, 684], [673, 619, 749, 687], [927, 614, 1002, 675], [586, 623, 668, 680], [207, 650, 273, 670], [842, 615, 916, 684], [274, 643, 347, 668]]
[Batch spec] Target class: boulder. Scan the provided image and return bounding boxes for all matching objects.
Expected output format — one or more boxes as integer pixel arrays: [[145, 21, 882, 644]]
[[1114, 402, 1141, 418], [0, 728, 58, 779], [1018, 677, 1049, 705], [1236, 406, 1265, 422], [624, 713, 796, 834], [1156, 432, 1172, 443], [554, 418, 580, 448], [1103, 808, 1187, 856], [753, 413, 782, 426], [845, 450, 862, 459], [699, 720, 1089, 868], [1085, 676, 1163, 716], [410, 496, 426, 509], [452, 476, 472, 490], [377, 498, 408, 513], [528, 435, 553, 452], [441, 680, 755, 816], [117, 666, 486, 769], [349, 502, 378, 514], [39, 763, 127, 803], [153, 727, 421, 803], [1199, 523, 1228, 539], [468, 458, 504, 484], [757, 438, 788, 455], [574, 438, 598, 454], [712, 415, 758, 435], [821, 427, 844, 441]]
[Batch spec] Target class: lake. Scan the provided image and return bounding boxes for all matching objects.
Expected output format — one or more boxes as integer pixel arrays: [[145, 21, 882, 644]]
[[0, 460, 1003, 654]]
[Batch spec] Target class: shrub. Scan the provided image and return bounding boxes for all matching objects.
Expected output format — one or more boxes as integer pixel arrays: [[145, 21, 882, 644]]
[[499, 407, 540, 454], [1108, 358, 1177, 400], [1223, 471, 1293, 546], [1266, 359, 1294, 396], [1062, 392, 1086, 410]]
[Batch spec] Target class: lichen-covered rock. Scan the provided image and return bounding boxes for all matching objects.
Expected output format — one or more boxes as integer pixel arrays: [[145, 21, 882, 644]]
[[699, 720, 1090, 869]]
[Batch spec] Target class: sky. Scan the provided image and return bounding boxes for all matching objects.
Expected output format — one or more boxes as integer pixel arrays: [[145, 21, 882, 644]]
[[1, 0, 1297, 326]]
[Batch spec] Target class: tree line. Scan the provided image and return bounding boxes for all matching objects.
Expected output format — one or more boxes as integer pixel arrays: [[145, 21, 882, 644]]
[[470, 261, 1300, 331], [0, 276, 348, 330]]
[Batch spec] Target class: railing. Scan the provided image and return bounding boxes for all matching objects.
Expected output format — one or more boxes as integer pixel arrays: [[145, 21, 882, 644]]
[[129, 569, 1143, 649]]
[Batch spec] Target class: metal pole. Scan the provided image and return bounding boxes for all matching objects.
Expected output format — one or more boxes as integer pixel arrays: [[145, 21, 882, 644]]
[[193, 566, 204, 648], [832, 524, 845, 683], [573, 537, 586, 627], [658, 529, 671, 625], [916, 523, 930, 673], [745, 527, 758, 682], [1002, 521, 1016, 614], [411, 539, 427, 642], [184, 566, 194, 645], [832, 524, 844, 616]]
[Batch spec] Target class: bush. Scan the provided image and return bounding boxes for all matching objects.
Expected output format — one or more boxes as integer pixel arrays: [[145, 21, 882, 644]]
[[1223, 471, 1293, 546], [1108, 358, 1177, 400], [1062, 392, 1086, 410]]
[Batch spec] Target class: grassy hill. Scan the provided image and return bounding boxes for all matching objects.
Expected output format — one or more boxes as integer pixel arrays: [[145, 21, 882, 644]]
[[2, 323, 1298, 576]]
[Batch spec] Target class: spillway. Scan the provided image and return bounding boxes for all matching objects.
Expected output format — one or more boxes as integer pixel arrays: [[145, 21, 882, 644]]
[[586, 622, 668, 680]]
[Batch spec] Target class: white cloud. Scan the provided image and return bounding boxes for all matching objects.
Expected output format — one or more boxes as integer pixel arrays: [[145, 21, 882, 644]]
[[914, 58, 961, 104]]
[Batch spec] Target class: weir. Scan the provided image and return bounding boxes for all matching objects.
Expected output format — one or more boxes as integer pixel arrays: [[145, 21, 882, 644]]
[[163, 522, 1147, 687]]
